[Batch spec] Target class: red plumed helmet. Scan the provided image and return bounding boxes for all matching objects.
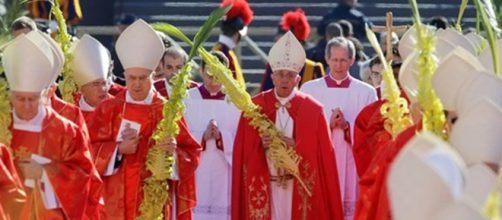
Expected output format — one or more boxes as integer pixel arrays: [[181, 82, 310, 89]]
[[221, 0, 254, 26], [280, 9, 311, 42]]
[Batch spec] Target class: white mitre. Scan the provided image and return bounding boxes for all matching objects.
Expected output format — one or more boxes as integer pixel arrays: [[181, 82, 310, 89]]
[[3, 33, 55, 92], [71, 34, 111, 87], [115, 19, 164, 71]]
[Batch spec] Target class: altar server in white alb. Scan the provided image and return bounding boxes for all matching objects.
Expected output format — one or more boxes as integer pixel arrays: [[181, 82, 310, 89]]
[[300, 36, 377, 219], [184, 51, 240, 220]]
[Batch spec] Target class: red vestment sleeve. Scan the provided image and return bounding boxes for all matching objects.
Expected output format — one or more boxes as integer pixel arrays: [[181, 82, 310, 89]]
[[355, 124, 420, 220], [316, 112, 345, 219], [88, 101, 119, 175], [353, 101, 392, 177], [173, 118, 202, 219], [43, 118, 97, 220]]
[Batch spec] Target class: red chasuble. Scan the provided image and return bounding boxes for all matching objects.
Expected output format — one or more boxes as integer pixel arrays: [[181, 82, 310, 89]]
[[353, 91, 410, 178], [88, 90, 201, 220], [354, 123, 421, 220], [0, 144, 25, 220], [51, 94, 103, 219], [353, 100, 390, 177], [10, 107, 97, 220], [231, 90, 344, 220]]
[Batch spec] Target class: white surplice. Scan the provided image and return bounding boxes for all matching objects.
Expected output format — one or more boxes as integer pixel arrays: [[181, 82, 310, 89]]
[[184, 88, 240, 220], [267, 89, 296, 220], [301, 76, 377, 219]]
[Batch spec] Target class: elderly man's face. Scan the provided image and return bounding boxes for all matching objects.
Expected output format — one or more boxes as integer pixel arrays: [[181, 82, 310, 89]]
[[80, 78, 109, 107], [124, 67, 152, 101], [271, 69, 300, 97], [10, 91, 41, 120]]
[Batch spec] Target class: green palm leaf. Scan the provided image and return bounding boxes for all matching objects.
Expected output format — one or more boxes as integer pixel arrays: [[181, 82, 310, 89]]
[[456, 0, 470, 32], [474, 0, 501, 75], [152, 22, 193, 46], [189, 5, 231, 59]]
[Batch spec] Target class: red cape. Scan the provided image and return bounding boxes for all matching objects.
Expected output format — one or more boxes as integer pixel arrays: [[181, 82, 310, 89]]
[[355, 123, 421, 220], [51, 94, 103, 219], [353, 100, 392, 177], [231, 90, 344, 220], [353, 91, 411, 178]]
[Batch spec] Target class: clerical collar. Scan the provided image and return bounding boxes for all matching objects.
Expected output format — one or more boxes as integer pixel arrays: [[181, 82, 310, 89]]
[[13, 104, 46, 132], [325, 74, 351, 88], [274, 88, 296, 105], [79, 96, 95, 112], [218, 35, 236, 49], [199, 85, 225, 100], [126, 88, 154, 105]]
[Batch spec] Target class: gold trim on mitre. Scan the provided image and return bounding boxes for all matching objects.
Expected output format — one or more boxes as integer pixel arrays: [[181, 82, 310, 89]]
[[267, 31, 306, 74]]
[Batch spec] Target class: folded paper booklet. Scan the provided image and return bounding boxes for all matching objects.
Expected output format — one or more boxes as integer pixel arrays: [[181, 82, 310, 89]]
[[104, 119, 142, 176], [116, 119, 141, 142], [24, 154, 60, 209]]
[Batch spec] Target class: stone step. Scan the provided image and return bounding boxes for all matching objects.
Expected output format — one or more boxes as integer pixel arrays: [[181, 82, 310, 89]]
[[115, 0, 479, 88]]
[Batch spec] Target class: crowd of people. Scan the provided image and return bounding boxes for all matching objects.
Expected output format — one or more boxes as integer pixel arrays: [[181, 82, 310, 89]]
[[0, 0, 501, 220]]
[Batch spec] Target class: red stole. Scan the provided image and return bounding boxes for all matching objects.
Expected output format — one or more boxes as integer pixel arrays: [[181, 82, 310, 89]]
[[231, 90, 344, 220], [10, 108, 97, 220], [354, 123, 421, 220], [88, 90, 201, 220]]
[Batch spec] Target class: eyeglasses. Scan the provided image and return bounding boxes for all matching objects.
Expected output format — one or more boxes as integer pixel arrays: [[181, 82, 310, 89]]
[[370, 71, 381, 78]]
